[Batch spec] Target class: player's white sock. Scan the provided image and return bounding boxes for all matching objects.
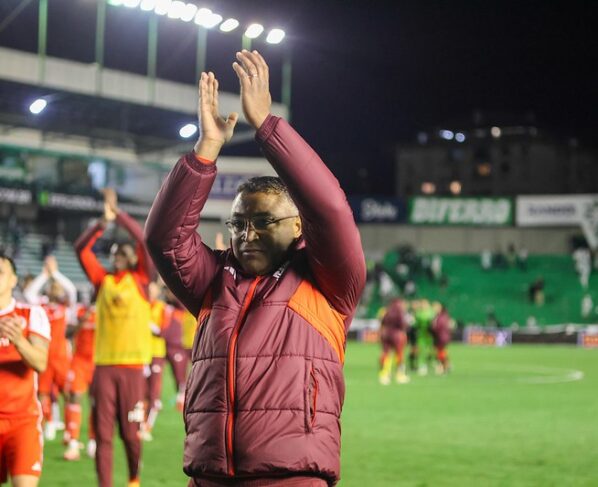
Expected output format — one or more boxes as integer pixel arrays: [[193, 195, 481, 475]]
[[52, 402, 65, 430], [64, 439, 81, 461], [44, 421, 56, 441], [86, 439, 97, 459]]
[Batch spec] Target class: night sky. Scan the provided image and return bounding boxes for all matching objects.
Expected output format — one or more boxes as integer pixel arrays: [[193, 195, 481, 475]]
[[1, 0, 597, 195]]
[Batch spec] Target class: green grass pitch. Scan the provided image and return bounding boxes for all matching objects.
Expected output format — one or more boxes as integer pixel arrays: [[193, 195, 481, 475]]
[[41, 342, 598, 486]]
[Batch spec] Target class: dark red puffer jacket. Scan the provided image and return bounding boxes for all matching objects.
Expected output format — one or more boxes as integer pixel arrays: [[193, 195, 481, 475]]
[[145, 115, 366, 485]]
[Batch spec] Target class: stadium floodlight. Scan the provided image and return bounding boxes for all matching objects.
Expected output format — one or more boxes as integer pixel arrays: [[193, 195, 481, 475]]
[[154, 0, 171, 15], [421, 182, 436, 194], [455, 132, 466, 143], [450, 181, 462, 195], [179, 3, 197, 22], [219, 18, 239, 32], [194, 8, 211, 26], [266, 28, 285, 44], [194, 8, 222, 28], [244, 23, 264, 39], [179, 123, 197, 138], [123, 0, 141, 7], [29, 98, 47, 115], [140, 0, 156, 11], [205, 13, 223, 28], [491, 126, 502, 138], [439, 129, 454, 140], [167, 0, 186, 19]]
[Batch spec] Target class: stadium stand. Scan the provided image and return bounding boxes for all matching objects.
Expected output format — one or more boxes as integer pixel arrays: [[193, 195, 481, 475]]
[[364, 251, 596, 327], [0, 231, 109, 286]]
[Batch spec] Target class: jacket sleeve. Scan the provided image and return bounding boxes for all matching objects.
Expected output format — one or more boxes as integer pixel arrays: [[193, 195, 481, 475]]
[[115, 211, 153, 285], [144, 154, 220, 317], [74, 222, 108, 290], [256, 115, 366, 319]]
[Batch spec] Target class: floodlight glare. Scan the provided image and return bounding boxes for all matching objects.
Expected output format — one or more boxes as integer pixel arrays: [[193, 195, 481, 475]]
[[450, 181, 462, 194], [219, 18, 239, 32], [194, 8, 212, 26], [167, 0, 185, 19], [29, 98, 47, 115], [108, 0, 124, 6], [194, 8, 222, 28], [439, 129, 454, 140], [179, 123, 197, 138], [180, 3, 197, 22], [421, 182, 436, 195], [140, 0, 156, 11], [455, 132, 466, 143], [194, 8, 212, 27], [245, 23, 264, 39], [154, 0, 171, 15], [266, 29, 285, 44], [204, 12, 222, 28], [123, 0, 141, 7]]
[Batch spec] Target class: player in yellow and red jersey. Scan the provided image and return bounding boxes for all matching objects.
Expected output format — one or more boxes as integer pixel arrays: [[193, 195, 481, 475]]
[[0, 253, 51, 487], [75, 189, 153, 487]]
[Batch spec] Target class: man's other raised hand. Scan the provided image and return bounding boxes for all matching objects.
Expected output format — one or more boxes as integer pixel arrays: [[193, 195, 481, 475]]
[[232, 50, 272, 131]]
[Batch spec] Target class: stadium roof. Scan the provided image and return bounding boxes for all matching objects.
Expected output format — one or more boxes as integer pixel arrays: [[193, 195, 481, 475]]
[[1, 1, 597, 195]]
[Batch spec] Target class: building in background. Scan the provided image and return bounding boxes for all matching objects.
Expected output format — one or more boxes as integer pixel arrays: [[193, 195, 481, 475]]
[[396, 111, 598, 197]]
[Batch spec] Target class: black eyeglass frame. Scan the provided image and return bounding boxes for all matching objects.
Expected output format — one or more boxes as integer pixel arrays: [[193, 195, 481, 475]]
[[225, 215, 299, 234]]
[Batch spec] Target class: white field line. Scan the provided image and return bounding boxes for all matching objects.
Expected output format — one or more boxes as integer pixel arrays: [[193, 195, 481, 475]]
[[348, 364, 585, 386], [469, 364, 584, 385]]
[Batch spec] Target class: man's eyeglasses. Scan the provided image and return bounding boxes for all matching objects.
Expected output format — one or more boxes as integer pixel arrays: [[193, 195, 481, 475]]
[[225, 215, 298, 234]]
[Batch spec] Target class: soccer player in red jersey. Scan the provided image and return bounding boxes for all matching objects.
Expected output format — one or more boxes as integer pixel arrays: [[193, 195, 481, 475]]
[[378, 298, 411, 385], [161, 288, 189, 412], [0, 253, 51, 487], [430, 303, 453, 374], [140, 281, 167, 441], [63, 302, 97, 460], [23, 255, 77, 441]]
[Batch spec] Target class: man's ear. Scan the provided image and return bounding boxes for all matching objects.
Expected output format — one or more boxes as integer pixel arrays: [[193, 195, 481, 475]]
[[9, 273, 18, 291], [293, 216, 302, 239]]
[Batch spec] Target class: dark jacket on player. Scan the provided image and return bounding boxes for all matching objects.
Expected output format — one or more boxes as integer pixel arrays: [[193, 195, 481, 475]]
[[144, 115, 366, 485]]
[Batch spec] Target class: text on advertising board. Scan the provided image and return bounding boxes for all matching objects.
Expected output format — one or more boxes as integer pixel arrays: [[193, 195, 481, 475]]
[[410, 197, 512, 225]]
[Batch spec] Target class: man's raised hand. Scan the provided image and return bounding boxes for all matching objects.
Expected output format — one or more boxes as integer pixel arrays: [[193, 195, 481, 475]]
[[195, 71, 239, 160], [232, 50, 272, 130], [101, 188, 118, 222], [44, 255, 58, 275]]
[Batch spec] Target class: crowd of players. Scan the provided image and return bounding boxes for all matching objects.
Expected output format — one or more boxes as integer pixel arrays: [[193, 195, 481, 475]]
[[0, 190, 200, 487], [378, 298, 453, 385]]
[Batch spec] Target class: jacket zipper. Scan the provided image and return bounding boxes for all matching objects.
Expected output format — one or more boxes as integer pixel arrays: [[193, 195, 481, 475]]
[[225, 276, 262, 476]]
